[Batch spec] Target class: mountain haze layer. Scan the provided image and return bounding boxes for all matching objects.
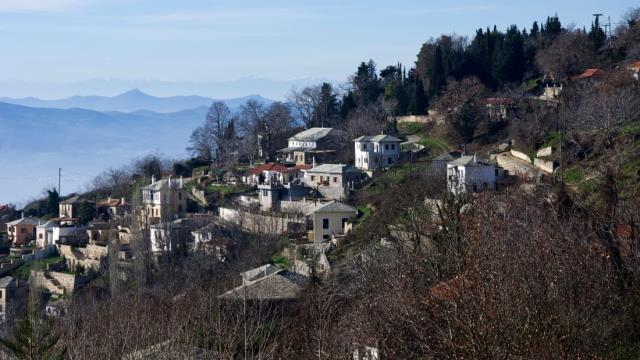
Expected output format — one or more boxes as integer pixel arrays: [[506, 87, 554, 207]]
[[0, 89, 272, 113]]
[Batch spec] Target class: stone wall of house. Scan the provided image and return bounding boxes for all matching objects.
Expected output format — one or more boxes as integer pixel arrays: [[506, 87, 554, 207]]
[[219, 207, 305, 235], [317, 186, 347, 201], [31, 270, 89, 295], [510, 149, 532, 163], [534, 158, 555, 174], [57, 244, 107, 272]]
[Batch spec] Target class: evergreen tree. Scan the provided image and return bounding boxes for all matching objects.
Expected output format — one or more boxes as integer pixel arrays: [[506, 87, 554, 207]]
[[589, 18, 606, 49], [0, 284, 66, 359], [531, 21, 540, 38], [407, 74, 428, 115], [492, 25, 525, 86], [44, 189, 60, 217], [77, 201, 95, 226]]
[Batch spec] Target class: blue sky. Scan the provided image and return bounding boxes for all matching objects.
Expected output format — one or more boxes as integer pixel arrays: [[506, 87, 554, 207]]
[[0, 0, 636, 97]]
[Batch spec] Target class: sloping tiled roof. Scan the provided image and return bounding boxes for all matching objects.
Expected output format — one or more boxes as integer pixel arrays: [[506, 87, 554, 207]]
[[247, 163, 288, 175], [0, 276, 15, 289], [6, 217, 41, 226], [575, 68, 604, 79], [447, 155, 492, 167], [304, 163, 360, 175], [97, 198, 123, 207], [141, 177, 188, 191], [307, 201, 357, 215], [60, 195, 83, 205], [219, 268, 307, 301], [290, 127, 335, 142], [353, 135, 403, 143], [628, 61, 640, 72]]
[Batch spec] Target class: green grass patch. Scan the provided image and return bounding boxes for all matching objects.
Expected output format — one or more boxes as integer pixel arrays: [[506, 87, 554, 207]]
[[564, 167, 585, 184], [397, 122, 425, 135], [271, 254, 291, 269], [356, 205, 372, 225], [418, 137, 449, 153], [206, 183, 251, 195], [620, 121, 640, 136], [13, 256, 63, 279], [541, 132, 562, 149]]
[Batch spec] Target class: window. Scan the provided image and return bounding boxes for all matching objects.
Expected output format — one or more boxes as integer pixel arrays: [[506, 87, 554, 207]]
[[39, 234, 43, 239], [323, 235, 330, 240], [333, 177, 337, 183], [385, 144, 389, 150], [178, 205, 183, 213], [20, 228, 25, 234], [342, 218, 348, 228], [388, 158, 392, 165], [178, 193, 182, 200], [262, 190, 268, 196], [495, 169, 499, 176], [322, 218, 329, 229], [361, 144, 366, 151], [391, 144, 395, 150], [311, 176, 315, 181]]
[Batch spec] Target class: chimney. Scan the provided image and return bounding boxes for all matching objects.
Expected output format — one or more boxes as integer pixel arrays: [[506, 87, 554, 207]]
[[473, 154, 477, 163], [312, 156, 316, 168], [168, 175, 172, 189], [151, 175, 156, 184], [108, 196, 111, 203], [21, 212, 24, 219], [121, 197, 126, 205], [180, 176, 183, 188]]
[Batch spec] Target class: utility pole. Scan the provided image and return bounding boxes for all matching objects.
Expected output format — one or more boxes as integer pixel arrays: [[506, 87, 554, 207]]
[[58, 168, 62, 195]]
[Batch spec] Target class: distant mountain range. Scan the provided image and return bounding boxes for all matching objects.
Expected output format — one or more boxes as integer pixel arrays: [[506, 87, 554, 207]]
[[0, 89, 273, 113]]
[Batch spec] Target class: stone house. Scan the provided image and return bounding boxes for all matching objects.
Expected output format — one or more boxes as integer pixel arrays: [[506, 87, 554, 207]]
[[219, 264, 307, 302], [306, 201, 357, 242], [353, 135, 403, 171], [96, 197, 129, 219], [278, 127, 344, 165], [141, 176, 188, 225], [447, 155, 500, 195], [303, 164, 365, 200], [86, 222, 118, 246], [430, 151, 462, 175], [58, 195, 84, 219], [6, 216, 40, 245], [149, 216, 214, 254]]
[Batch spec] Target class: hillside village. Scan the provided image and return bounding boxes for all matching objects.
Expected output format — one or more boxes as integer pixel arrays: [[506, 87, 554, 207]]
[[0, 9, 639, 359]]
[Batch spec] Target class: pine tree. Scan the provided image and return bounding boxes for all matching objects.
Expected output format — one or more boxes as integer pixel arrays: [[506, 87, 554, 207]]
[[0, 284, 66, 359], [589, 18, 606, 49]]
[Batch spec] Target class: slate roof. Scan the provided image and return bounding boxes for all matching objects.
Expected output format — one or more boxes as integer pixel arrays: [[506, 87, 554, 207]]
[[0, 276, 15, 289], [60, 195, 83, 205], [219, 267, 307, 301], [433, 151, 462, 161], [353, 135, 403, 143], [289, 127, 335, 142], [304, 164, 360, 175], [6, 217, 41, 226], [307, 201, 357, 216], [141, 177, 187, 191], [447, 155, 493, 167]]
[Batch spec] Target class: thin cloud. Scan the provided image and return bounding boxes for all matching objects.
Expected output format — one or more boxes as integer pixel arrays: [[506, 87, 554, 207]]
[[0, 0, 82, 12], [393, 5, 497, 15], [125, 7, 318, 24]]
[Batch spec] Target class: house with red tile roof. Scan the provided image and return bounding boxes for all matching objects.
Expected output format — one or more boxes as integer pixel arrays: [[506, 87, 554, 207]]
[[627, 61, 640, 80], [574, 68, 605, 80]]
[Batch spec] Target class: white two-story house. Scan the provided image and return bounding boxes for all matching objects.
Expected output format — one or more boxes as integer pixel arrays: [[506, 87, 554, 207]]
[[141, 176, 188, 225], [447, 155, 500, 195], [353, 135, 403, 171]]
